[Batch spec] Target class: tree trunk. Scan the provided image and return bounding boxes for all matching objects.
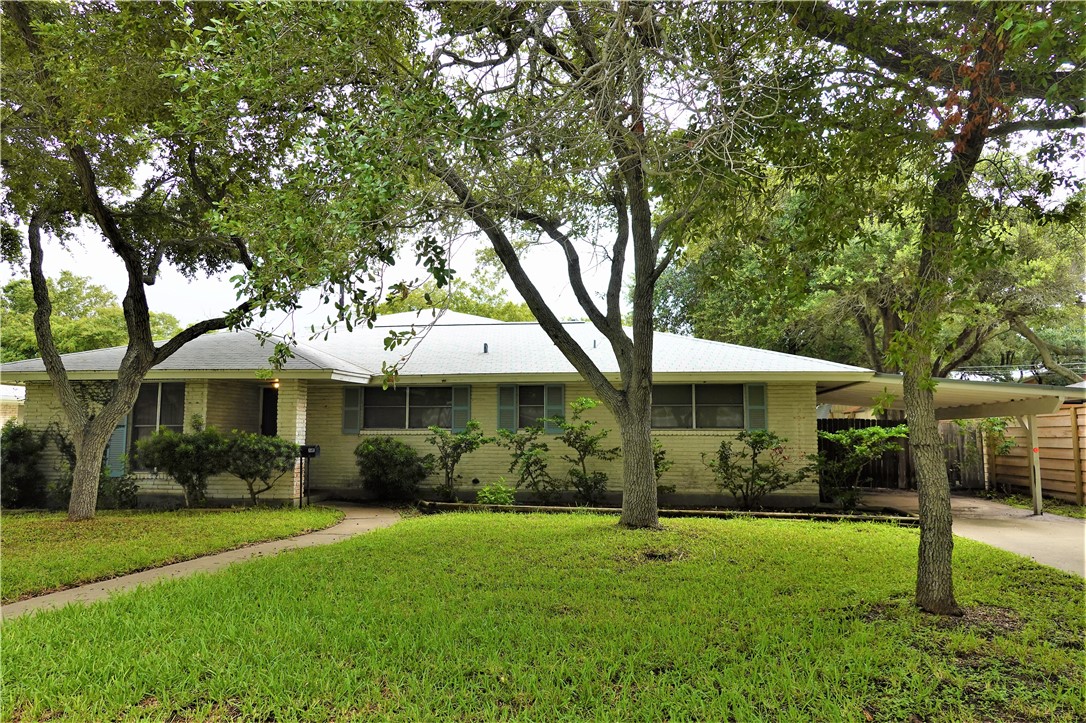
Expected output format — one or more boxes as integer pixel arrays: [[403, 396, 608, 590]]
[[67, 423, 115, 521], [616, 398, 658, 529], [902, 355, 962, 616]]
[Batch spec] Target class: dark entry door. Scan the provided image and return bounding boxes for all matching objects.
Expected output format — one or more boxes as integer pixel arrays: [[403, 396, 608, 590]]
[[261, 387, 279, 436]]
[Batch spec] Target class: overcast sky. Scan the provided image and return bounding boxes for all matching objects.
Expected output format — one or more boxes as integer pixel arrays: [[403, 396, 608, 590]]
[[0, 221, 616, 338]]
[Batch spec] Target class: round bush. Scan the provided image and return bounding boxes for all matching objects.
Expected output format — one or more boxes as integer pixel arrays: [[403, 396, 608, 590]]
[[476, 480, 517, 506], [355, 437, 431, 501]]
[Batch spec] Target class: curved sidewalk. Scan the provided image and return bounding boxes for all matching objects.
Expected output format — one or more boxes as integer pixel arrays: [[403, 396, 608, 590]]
[[1, 504, 399, 621], [863, 490, 1085, 577]]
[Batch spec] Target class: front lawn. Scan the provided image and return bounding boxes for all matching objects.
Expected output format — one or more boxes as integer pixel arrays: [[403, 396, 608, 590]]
[[0, 506, 343, 603], [3, 513, 1082, 722]]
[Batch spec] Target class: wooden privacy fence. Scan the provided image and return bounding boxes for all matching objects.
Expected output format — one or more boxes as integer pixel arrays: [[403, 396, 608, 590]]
[[816, 418, 985, 493], [993, 404, 1085, 504]]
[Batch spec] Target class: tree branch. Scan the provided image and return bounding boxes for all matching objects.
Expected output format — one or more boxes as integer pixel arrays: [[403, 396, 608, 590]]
[[430, 157, 623, 410], [787, 1, 1070, 102], [26, 212, 88, 428], [1010, 316, 1084, 383], [605, 183, 629, 327], [152, 300, 255, 365], [987, 114, 1085, 139], [933, 323, 1000, 378]]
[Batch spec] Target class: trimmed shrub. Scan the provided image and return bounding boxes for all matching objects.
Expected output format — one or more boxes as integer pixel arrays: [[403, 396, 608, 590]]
[[355, 437, 432, 501], [705, 430, 810, 510], [136, 416, 230, 507], [476, 478, 517, 506], [1, 420, 47, 508], [226, 431, 298, 504]]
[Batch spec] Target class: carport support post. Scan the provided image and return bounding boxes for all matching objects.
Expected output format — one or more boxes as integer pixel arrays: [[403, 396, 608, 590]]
[[1016, 415, 1042, 516]]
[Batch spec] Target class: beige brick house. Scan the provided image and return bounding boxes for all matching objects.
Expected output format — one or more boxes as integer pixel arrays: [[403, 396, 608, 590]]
[[1, 311, 1067, 507]]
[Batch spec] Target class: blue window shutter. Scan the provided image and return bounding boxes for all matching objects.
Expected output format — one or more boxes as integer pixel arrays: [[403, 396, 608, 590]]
[[342, 387, 362, 434], [451, 386, 471, 432], [497, 385, 517, 431], [745, 384, 767, 430], [105, 416, 128, 478], [543, 384, 565, 434]]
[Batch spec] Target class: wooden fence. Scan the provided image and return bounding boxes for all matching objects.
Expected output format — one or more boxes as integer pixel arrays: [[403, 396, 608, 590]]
[[993, 403, 1086, 504], [816, 418, 985, 494]]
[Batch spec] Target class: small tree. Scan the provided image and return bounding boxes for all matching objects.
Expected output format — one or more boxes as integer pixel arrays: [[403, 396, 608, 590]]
[[426, 421, 493, 502], [226, 432, 299, 505], [355, 437, 432, 501], [136, 416, 229, 507], [815, 425, 910, 511], [653, 438, 676, 497], [496, 424, 564, 504], [705, 431, 810, 510], [549, 398, 621, 506], [1, 420, 47, 508]]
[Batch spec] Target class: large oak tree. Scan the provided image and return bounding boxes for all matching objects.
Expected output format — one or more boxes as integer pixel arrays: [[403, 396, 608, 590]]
[[173, 2, 795, 528], [781, 1, 1083, 614], [1, 2, 418, 520]]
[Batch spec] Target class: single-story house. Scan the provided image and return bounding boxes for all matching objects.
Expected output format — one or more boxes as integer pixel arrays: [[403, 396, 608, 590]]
[[0, 311, 1069, 508]]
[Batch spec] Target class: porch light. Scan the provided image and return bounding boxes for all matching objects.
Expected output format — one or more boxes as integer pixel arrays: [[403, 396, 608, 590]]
[[272, 379, 280, 389]]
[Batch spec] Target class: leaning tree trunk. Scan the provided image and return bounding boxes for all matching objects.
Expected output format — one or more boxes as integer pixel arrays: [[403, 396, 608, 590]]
[[902, 354, 962, 616], [67, 420, 119, 521]]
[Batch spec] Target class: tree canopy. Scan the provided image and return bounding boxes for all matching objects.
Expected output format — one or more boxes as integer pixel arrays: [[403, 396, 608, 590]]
[[1, 273, 181, 363], [655, 182, 1085, 382]]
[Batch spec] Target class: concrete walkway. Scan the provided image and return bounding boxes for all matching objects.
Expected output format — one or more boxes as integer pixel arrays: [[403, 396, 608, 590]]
[[863, 490, 1085, 577], [1, 504, 399, 621]]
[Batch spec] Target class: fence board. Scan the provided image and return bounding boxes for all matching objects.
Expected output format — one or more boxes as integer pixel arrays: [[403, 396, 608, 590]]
[[995, 403, 1085, 503]]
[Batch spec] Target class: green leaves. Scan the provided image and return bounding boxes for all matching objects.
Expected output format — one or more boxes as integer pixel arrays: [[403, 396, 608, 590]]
[[0, 273, 181, 363]]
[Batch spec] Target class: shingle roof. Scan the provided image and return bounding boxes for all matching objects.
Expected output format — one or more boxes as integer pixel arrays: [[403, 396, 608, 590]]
[[0, 329, 369, 377], [0, 311, 869, 380]]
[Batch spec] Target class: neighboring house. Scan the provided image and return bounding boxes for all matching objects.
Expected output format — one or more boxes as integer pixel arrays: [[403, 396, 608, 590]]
[[0, 384, 25, 425], [0, 312, 1069, 507]]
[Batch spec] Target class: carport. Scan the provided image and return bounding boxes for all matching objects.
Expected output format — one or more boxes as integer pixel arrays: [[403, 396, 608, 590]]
[[817, 374, 1068, 514]]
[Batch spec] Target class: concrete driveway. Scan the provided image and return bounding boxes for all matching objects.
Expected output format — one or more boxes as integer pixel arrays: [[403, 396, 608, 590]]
[[863, 489, 1085, 577]]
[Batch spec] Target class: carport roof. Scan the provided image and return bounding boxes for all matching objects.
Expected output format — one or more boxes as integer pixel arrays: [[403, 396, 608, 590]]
[[817, 373, 1068, 420]]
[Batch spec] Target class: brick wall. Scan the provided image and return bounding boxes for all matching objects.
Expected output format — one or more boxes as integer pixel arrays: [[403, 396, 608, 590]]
[[0, 399, 24, 425], [308, 380, 819, 502], [21, 378, 296, 505]]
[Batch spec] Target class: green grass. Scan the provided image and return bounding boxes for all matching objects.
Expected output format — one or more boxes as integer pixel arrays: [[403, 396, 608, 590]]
[[991, 493, 1086, 519], [3, 513, 1082, 722], [0, 506, 343, 603]]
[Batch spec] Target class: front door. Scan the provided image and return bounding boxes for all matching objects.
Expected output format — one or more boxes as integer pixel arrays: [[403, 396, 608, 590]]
[[261, 387, 278, 436]]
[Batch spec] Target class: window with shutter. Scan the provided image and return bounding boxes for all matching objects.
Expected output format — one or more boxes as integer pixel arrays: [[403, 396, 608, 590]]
[[497, 385, 518, 431], [451, 386, 471, 432], [342, 387, 362, 434], [744, 384, 768, 430], [543, 385, 565, 434], [649, 383, 765, 430]]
